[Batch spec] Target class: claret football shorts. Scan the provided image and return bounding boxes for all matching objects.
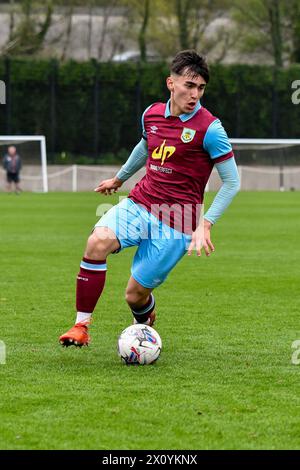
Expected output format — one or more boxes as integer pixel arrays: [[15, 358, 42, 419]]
[[95, 197, 192, 288]]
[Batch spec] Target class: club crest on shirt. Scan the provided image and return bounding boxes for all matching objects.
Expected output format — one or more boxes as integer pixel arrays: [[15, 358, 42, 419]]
[[181, 127, 196, 143]]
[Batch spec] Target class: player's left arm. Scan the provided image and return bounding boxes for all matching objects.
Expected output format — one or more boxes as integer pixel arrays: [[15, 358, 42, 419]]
[[188, 119, 240, 256]]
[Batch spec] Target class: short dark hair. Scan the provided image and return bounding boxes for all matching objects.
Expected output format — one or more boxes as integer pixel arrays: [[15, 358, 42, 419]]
[[170, 50, 209, 83]]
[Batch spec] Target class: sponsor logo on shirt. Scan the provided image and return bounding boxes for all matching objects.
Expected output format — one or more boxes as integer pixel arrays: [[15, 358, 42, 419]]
[[150, 125, 158, 134], [152, 140, 176, 165], [150, 164, 173, 174], [181, 127, 196, 143]]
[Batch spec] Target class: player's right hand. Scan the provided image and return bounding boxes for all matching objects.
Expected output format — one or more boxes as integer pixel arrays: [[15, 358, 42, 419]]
[[94, 177, 123, 195]]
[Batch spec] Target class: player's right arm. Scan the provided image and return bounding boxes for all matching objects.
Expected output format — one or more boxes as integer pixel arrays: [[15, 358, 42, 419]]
[[94, 106, 150, 195], [94, 138, 148, 195]]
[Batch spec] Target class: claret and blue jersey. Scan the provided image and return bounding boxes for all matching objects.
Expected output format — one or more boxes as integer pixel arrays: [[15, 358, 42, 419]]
[[129, 99, 234, 232]]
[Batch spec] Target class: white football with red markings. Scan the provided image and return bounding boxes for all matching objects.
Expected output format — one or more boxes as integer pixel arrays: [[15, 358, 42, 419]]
[[117, 324, 162, 365]]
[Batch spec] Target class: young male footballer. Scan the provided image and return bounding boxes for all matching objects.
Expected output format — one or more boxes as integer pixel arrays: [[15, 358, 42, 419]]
[[59, 50, 240, 347]]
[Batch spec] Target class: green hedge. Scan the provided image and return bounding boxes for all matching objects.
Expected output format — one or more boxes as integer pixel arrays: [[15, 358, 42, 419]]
[[0, 57, 299, 163]]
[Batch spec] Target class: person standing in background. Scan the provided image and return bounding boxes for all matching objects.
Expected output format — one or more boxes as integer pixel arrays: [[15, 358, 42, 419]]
[[3, 146, 22, 194]]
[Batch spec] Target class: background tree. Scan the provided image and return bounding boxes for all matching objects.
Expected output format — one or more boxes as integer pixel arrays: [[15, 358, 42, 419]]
[[138, 0, 150, 62], [231, 0, 300, 65], [96, 0, 120, 60], [2, 0, 53, 56], [117, 0, 151, 62], [8, 0, 16, 42], [147, 0, 233, 61], [287, 0, 300, 63], [60, 0, 74, 60]]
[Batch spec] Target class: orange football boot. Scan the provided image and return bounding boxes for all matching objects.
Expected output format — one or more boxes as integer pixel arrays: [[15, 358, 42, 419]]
[[59, 322, 90, 347]]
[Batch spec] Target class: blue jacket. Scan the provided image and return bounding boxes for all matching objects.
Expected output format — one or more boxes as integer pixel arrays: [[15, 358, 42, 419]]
[[3, 154, 22, 173]]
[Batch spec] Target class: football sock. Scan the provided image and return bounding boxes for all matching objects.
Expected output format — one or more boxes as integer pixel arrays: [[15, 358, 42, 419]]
[[75, 312, 92, 325], [131, 293, 155, 323], [76, 257, 107, 319]]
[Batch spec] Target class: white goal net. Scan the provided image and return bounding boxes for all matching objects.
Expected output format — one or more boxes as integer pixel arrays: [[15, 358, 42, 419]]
[[207, 138, 300, 192], [1, 137, 299, 192], [0, 135, 47, 192]]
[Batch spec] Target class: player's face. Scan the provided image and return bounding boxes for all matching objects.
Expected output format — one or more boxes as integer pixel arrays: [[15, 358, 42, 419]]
[[166, 71, 206, 116]]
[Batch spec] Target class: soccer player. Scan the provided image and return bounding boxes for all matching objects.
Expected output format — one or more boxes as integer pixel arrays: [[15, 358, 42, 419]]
[[59, 50, 240, 347]]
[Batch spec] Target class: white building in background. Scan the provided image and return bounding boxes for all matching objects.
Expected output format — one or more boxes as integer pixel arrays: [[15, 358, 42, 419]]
[[0, 4, 273, 64], [0, 6, 132, 61]]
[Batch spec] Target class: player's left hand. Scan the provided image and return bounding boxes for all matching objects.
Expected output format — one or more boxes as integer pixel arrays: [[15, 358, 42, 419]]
[[188, 219, 215, 257]]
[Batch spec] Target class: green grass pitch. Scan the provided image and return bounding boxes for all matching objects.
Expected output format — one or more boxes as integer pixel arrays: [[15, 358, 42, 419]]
[[0, 190, 299, 450]]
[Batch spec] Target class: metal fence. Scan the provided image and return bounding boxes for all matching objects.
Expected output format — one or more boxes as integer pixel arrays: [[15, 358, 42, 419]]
[[1, 164, 299, 192]]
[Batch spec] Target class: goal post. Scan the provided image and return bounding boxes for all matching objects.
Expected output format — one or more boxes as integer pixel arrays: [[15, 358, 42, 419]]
[[1, 136, 299, 192], [206, 138, 300, 192], [229, 138, 300, 192], [230, 138, 300, 145], [0, 135, 48, 192]]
